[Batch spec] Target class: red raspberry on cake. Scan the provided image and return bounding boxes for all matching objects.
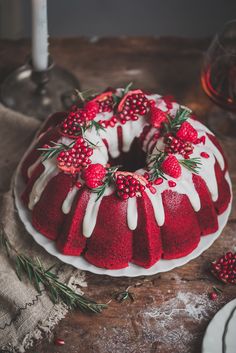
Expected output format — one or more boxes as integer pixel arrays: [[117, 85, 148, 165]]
[[161, 155, 182, 178], [57, 137, 93, 174], [83, 164, 107, 189], [149, 107, 168, 128], [176, 121, 198, 143]]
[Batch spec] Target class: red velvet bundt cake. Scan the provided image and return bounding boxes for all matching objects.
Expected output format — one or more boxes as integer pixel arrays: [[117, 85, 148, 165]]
[[20, 86, 232, 269]]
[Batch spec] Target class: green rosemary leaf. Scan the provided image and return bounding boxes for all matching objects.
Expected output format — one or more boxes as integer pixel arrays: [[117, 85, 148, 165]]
[[15, 257, 22, 281], [123, 82, 133, 94], [90, 120, 106, 132], [179, 157, 202, 174]]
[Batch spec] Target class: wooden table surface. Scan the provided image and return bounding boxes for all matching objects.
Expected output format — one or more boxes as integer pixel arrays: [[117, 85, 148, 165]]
[[1, 37, 236, 353]]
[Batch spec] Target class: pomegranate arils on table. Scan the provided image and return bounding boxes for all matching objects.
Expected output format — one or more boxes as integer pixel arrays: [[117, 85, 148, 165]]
[[211, 252, 236, 284]]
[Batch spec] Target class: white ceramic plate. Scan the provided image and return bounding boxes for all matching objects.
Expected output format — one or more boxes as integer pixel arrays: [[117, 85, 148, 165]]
[[202, 299, 236, 353], [223, 305, 236, 353], [14, 162, 232, 277]]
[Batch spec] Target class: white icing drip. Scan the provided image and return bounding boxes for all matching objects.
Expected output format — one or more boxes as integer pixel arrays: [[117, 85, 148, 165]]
[[27, 158, 41, 178], [127, 197, 138, 230], [82, 186, 114, 238], [28, 158, 59, 210], [100, 125, 120, 158], [188, 117, 213, 135], [205, 135, 225, 170], [62, 186, 79, 214], [122, 118, 147, 153], [142, 127, 157, 152], [145, 189, 165, 227]]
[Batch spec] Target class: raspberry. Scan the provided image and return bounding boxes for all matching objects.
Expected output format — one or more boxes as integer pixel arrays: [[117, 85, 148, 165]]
[[117, 90, 149, 123], [83, 163, 107, 189], [176, 122, 198, 143], [164, 134, 193, 159], [161, 155, 181, 178], [149, 107, 168, 128], [115, 173, 146, 200], [57, 137, 93, 174], [84, 101, 99, 114]]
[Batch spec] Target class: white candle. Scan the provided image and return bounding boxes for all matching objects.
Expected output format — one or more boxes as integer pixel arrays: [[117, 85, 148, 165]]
[[31, 0, 49, 71]]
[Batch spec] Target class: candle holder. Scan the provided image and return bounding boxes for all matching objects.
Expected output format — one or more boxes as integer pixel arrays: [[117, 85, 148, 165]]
[[0, 56, 80, 120]]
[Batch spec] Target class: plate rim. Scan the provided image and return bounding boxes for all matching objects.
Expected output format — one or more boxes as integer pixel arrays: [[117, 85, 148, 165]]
[[202, 299, 236, 353]]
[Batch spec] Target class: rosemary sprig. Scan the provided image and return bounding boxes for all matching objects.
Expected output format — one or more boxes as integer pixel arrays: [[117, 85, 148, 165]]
[[179, 157, 202, 174], [0, 224, 106, 313], [38, 141, 75, 161], [146, 151, 167, 181], [163, 107, 191, 134], [112, 286, 135, 303], [112, 82, 133, 105], [90, 166, 120, 201]]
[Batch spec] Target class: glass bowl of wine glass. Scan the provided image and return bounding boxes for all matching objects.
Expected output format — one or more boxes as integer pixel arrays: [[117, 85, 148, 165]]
[[201, 19, 236, 139]]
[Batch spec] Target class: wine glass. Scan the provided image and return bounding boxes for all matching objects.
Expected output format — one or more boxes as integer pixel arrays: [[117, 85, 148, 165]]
[[201, 20, 236, 138]]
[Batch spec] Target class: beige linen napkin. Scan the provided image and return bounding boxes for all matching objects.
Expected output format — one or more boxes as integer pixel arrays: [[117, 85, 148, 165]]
[[0, 104, 86, 352]]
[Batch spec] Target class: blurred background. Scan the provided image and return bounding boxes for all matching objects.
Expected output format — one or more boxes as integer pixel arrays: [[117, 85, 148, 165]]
[[0, 0, 236, 39]]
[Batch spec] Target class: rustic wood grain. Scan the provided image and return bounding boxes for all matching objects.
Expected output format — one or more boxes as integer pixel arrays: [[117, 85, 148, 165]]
[[1, 37, 236, 353]]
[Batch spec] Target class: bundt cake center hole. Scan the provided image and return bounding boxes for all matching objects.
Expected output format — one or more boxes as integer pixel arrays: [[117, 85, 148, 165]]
[[109, 139, 147, 172]]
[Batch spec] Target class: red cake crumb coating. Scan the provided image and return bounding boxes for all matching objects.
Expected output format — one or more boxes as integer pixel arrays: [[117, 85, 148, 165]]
[[132, 193, 162, 268], [57, 189, 91, 255], [160, 190, 201, 259], [32, 173, 73, 240], [192, 174, 219, 235], [19, 88, 232, 270], [84, 196, 133, 269]]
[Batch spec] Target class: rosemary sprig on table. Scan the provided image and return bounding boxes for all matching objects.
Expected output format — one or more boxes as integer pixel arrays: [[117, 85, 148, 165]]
[[0, 224, 106, 313]]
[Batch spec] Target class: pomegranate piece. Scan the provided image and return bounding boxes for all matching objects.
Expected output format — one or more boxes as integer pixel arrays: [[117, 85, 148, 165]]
[[211, 252, 236, 284]]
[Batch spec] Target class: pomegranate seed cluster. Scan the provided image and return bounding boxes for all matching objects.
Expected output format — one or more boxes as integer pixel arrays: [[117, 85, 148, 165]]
[[164, 134, 193, 159], [60, 105, 97, 137], [57, 137, 93, 174], [99, 116, 118, 128], [118, 92, 149, 124], [211, 252, 236, 284], [97, 96, 114, 113], [115, 174, 146, 200]]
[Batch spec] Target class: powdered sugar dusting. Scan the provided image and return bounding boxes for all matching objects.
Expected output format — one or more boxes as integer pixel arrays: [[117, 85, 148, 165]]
[[91, 290, 220, 353]]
